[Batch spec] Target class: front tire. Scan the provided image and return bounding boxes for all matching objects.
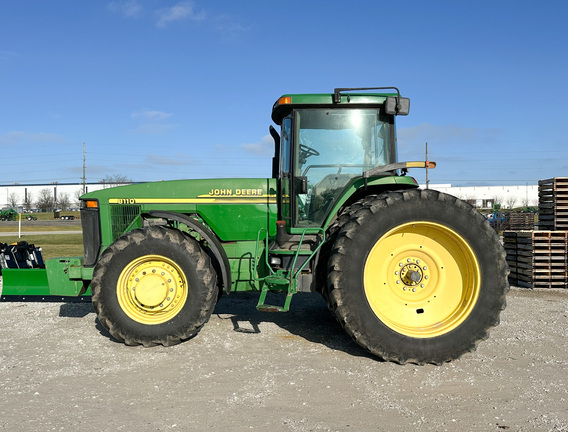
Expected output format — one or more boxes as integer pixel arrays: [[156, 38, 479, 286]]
[[91, 226, 218, 347], [326, 189, 509, 364]]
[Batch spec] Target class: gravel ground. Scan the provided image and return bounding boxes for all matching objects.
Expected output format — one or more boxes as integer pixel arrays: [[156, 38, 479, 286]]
[[0, 280, 567, 432]]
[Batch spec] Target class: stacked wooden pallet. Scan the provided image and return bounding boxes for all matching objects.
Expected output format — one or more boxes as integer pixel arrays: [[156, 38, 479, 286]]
[[538, 177, 568, 230], [504, 230, 568, 288], [503, 231, 519, 285], [505, 212, 535, 231]]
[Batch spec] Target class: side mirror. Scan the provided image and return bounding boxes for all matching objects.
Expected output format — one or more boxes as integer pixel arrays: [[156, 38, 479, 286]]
[[385, 97, 410, 116]]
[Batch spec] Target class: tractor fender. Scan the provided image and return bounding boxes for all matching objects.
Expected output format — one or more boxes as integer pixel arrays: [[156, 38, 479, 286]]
[[142, 211, 232, 294], [322, 176, 419, 230]]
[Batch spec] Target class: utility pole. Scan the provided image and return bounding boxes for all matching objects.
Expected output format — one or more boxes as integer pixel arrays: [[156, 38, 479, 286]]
[[82, 142, 86, 194], [53, 182, 58, 210], [425, 142, 429, 189]]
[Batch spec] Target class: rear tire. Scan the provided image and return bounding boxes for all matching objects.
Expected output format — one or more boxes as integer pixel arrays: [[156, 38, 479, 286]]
[[91, 226, 218, 347], [326, 189, 509, 364]]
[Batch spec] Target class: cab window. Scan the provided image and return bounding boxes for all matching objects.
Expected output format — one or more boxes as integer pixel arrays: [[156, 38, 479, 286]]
[[293, 108, 394, 226]]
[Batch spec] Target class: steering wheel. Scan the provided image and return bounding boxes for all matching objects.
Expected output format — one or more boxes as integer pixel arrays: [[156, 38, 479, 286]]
[[299, 144, 320, 164]]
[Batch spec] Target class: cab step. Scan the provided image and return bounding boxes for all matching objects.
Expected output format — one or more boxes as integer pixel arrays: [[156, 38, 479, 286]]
[[256, 283, 295, 312], [253, 226, 325, 313]]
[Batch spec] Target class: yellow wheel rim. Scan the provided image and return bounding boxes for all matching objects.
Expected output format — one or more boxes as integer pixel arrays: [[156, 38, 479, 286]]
[[117, 255, 189, 325], [363, 222, 480, 338]]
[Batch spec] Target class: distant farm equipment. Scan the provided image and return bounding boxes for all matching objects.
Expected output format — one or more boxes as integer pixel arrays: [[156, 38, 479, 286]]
[[54, 211, 75, 220], [0, 241, 45, 273], [0, 208, 18, 221]]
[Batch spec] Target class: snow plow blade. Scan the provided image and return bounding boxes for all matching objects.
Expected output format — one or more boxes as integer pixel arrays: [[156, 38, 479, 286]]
[[1, 258, 92, 298], [1, 268, 51, 296]]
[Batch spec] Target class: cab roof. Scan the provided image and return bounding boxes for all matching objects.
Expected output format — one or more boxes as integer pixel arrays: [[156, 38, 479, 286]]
[[271, 91, 396, 125]]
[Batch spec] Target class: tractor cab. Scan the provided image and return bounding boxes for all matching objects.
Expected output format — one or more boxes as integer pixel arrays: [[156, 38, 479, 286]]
[[270, 87, 410, 228]]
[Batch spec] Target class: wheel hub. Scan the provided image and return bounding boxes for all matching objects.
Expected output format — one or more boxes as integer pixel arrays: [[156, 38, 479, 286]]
[[394, 257, 430, 293], [129, 262, 181, 312], [117, 255, 188, 324]]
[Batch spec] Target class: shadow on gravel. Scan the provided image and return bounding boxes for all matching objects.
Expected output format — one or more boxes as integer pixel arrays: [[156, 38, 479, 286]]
[[214, 291, 375, 360], [1, 289, 376, 358], [94, 318, 125, 344], [59, 302, 94, 318]]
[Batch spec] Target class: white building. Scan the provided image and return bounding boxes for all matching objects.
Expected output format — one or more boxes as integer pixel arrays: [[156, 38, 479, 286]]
[[428, 184, 539, 209], [1, 182, 129, 211], [2, 181, 538, 211]]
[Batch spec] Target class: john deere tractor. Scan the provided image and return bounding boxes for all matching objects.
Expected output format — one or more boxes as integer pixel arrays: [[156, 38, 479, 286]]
[[2, 87, 509, 364], [0, 208, 18, 221]]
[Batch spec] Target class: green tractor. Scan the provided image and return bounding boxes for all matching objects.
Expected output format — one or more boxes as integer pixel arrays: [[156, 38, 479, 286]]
[[2, 87, 509, 364], [0, 208, 18, 221]]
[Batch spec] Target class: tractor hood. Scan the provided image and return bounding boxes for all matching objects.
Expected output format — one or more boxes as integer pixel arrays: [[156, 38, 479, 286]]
[[81, 178, 278, 242], [81, 178, 277, 205]]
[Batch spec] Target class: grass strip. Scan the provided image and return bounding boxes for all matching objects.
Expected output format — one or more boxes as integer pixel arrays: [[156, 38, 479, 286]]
[[1, 234, 84, 260], [0, 225, 81, 233]]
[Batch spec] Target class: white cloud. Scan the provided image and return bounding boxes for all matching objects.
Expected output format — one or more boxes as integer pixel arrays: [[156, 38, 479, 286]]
[[0, 131, 66, 146], [241, 134, 274, 155], [131, 123, 175, 134], [0, 50, 19, 62], [215, 15, 249, 38], [130, 110, 175, 134], [144, 154, 197, 166], [156, 1, 205, 28], [399, 123, 477, 142], [108, 0, 142, 18], [398, 123, 502, 144], [131, 110, 173, 122]]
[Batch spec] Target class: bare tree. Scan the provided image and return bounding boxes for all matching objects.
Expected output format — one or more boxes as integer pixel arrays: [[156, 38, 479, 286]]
[[74, 189, 83, 207], [101, 174, 132, 189], [23, 192, 33, 210], [36, 188, 55, 211], [8, 192, 19, 209], [522, 195, 530, 207], [58, 192, 71, 210], [505, 196, 518, 210]]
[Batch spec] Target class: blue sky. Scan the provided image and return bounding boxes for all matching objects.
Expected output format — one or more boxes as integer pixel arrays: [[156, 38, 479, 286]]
[[1, 0, 567, 187]]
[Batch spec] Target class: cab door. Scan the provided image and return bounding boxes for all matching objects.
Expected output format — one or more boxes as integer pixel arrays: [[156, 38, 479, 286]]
[[278, 116, 292, 225]]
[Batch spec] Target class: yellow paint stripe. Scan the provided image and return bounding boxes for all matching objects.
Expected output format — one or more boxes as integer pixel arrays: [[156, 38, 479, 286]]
[[109, 198, 277, 205], [196, 194, 277, 198]]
